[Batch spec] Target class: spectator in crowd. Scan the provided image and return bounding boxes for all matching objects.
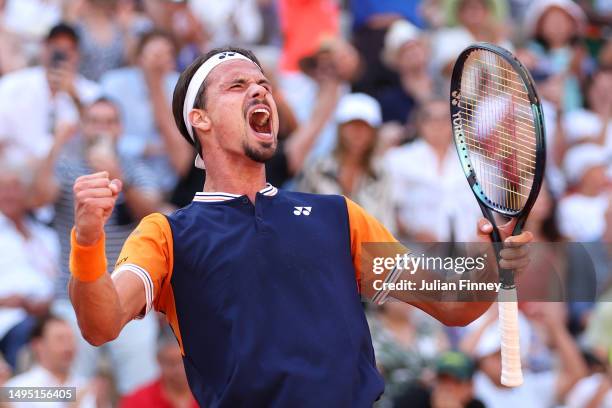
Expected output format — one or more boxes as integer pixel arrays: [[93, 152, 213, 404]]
[[277, 0, 338, 74], [563, 68, 612, 155], [188, 0, 262, 50], [584, 278, 612, 363], [349, 0, 424, 96], [0, 0, 63, 42], [566, 350, 611, 408], [30, 98, 161, 396], [385, 98, 481, 242], [377, 20, 434, 125], [281, 37, 362, 164], [432, 0, 511, 78], [577, 0, 612, 29], [101, 29, 193, 194], [0, 23, 100, 159], [67, 0, 127, 82], [297, 93, 396, 232], [143, 0, 205, 71], [4, 314, 94, 406], [520, 185, 598, 334], [265, 66, 339, 188], [558, 144, 610, 242], [461, 303, 587, 408], [524, 0, 590, 112], [530, 64, 570, 197], [120, 332, 197, 408], [394, 351, 485, 408], [367, 302, 449, 407], [0, 151, 58, 370]]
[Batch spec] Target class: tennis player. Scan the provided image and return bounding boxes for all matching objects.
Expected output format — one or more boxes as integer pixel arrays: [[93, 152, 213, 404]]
[[69, 47, 532, 407]]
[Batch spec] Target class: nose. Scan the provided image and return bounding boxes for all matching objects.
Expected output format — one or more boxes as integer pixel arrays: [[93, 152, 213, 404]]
[[247, 83, 268, 101]]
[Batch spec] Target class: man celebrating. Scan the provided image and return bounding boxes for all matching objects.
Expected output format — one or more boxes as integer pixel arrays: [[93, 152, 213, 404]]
[[69, 47, 532, 407]]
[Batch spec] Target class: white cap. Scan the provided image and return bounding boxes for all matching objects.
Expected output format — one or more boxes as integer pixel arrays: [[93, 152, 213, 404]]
[[524, 0, 586, 37], [335, 93, 382, 128], [382, 19, 422, 69], [563, 143, 608, 185], [474, 312, 532, 360], [431, 28, 473, 74]]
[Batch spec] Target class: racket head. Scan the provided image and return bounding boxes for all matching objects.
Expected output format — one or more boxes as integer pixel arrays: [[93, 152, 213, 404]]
[[450, 43, 546, 219]]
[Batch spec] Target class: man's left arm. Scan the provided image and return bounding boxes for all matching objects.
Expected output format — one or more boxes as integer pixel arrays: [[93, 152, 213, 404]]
[[345, 197, 532, 326]]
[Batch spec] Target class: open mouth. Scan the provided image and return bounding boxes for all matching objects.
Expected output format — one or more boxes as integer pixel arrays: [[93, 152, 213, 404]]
[[248, 106, 272, 136]]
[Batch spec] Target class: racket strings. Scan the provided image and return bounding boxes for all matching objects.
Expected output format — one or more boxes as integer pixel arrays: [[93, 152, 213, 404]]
[[459, 49, 537, 212], [461, 120, 537, 159], [460, 90, 536, 135]]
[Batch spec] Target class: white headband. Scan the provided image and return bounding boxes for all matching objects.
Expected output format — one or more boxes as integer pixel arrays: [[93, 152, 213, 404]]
[[182, 51, 258, 169]]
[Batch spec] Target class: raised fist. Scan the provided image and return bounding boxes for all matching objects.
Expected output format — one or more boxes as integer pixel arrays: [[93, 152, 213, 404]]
[[73, 171, 122, 246]]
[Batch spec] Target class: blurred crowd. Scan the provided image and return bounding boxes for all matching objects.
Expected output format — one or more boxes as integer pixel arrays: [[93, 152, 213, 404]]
[[0, 0, 611, 407]]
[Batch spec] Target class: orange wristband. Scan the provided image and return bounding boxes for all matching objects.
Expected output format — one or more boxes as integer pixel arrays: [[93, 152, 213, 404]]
[[69, 228, 107, 282]]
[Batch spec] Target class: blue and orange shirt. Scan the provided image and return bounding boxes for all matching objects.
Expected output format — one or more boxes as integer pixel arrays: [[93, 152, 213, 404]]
[[113, 185, 397, 407]]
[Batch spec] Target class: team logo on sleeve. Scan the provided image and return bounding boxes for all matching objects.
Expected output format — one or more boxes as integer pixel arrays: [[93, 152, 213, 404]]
[[293, 206, 312, 216]]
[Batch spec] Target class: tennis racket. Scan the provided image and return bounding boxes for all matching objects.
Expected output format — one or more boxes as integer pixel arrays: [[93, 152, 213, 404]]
[[449, 43, 546, 387]]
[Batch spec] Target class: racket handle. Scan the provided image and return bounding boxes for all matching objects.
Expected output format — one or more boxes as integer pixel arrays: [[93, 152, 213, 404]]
[[498, 288, 523, 387]]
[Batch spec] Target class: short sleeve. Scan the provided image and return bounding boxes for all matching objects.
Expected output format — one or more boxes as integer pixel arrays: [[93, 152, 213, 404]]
[[112, 213, 173, 316], [345, 197, 400, 293]]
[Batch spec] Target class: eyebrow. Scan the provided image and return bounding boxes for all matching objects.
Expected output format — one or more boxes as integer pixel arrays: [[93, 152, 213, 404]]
[[224, 77, 271, 88]]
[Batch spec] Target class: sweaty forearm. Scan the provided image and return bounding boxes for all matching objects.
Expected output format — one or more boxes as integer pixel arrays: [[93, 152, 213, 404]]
[[69, 274, 125, 346], [389, 246, 497, 326]]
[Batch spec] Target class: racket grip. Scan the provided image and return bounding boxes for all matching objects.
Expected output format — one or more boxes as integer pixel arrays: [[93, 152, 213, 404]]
[[498, 288, 523, 387]]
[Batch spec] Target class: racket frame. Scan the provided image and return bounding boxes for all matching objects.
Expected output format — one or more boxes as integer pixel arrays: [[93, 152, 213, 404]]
[[450, 42, 546, 288], [450, 42, 547, 388]]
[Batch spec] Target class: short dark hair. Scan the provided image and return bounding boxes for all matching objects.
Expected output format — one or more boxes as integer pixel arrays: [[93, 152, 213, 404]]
[[135, 29, 177, 58], [171, 47, 262, 155], [46, 22, 79, 45], [29, 314, 66, 342]]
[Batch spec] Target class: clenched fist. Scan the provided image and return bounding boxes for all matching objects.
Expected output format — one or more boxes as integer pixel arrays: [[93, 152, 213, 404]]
[[73, 171, 122, 246]]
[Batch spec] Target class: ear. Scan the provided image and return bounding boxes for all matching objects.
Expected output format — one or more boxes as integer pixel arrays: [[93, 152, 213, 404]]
[[189, 109, 211, 133]]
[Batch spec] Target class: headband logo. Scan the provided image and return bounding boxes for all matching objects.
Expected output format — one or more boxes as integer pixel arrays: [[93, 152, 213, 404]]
[[217, 52, 237, 60]]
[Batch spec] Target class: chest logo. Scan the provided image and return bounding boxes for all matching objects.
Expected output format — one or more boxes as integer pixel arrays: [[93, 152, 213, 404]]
[[293, 206, 312, 216]]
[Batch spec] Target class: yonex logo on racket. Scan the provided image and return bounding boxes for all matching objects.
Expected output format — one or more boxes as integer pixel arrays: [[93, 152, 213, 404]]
[[451, 112, 464, 139], [451, 90, 460, 106], [293, 207, 312, 216]]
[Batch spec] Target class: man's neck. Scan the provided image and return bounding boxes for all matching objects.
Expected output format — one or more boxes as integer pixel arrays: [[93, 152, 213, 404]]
[[202, 155, 267, 203]]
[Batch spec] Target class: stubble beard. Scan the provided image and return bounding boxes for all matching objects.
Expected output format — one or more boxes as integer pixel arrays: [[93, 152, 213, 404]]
[[242, 140, 277, 163]]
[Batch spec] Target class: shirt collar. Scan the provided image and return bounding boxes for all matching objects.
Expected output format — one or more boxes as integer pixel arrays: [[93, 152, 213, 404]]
[[193, 183, 278, 203]]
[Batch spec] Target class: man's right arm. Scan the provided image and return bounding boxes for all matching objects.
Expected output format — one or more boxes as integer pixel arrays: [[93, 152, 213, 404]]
[[69, 171, 169, 346]]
